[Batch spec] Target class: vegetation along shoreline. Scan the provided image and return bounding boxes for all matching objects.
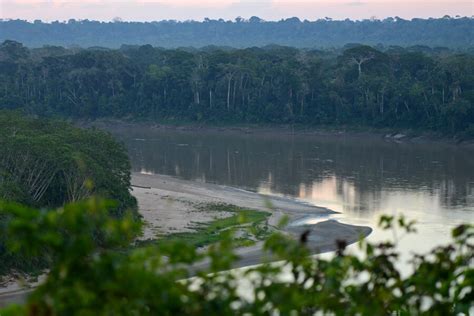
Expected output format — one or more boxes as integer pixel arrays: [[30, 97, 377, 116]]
[[2, 40, 473, 140]]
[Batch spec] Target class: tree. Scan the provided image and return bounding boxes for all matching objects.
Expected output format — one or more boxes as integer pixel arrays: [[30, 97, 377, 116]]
[[0, 198, 472, 315], [341, 45, 381, 79], [0, 111, 137, 214], [0, 41, 473, 136]]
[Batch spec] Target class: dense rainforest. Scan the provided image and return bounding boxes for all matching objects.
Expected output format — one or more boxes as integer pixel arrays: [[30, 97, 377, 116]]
[[1, 17, 473, 49], [0, 40, 473, 136]]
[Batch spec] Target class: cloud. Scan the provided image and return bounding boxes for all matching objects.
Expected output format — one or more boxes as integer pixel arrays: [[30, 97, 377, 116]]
[[345, 1, 366, 6], [1, 0, 471, 22]]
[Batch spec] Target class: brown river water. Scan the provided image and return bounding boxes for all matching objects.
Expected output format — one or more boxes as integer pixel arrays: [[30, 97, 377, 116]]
[[111, 126, 474, 260]]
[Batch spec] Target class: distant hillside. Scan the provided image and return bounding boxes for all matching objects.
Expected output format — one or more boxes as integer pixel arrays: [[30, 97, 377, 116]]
[[1, 17, 473, 49]]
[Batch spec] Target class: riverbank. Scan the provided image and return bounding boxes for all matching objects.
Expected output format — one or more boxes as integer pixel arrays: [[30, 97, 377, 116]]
[[1, 172, 371, 305], [80, 119, 474, 147], [131, 172, 372, 268]]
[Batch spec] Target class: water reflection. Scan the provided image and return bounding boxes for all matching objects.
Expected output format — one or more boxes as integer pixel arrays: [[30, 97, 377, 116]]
[[121, 129, 473, 207], [110, 126, 474, 252]]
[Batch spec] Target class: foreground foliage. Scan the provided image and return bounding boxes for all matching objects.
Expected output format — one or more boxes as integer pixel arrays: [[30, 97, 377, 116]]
[[1, 41, 473, 136], [1, 198, 472, 315]]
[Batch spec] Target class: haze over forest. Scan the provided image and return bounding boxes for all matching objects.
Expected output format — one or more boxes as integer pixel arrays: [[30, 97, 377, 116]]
[[1, 17, 473, 49]]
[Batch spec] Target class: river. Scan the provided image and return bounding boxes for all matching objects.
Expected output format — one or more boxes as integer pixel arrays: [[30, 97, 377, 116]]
[[111, 126, 474, 262]]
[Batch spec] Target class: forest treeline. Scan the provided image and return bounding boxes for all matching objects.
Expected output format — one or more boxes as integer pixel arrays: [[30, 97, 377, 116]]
[[1, 40, 473, 136], [1, 17, 473, 49]]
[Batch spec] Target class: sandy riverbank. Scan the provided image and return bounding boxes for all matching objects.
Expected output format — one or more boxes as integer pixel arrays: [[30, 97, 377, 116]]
[[0, 172, 371, 305], [132, 171, 334, 239], [131, 172, 372, 268]]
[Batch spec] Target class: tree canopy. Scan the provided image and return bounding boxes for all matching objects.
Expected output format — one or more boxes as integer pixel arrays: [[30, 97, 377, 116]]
[[0, 111, 137, 275], [1, 17, 473, 49], [1, 41, 473, 136], [0, 111, 136, 213]]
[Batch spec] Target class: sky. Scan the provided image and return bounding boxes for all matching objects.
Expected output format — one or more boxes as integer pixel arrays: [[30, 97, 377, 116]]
[[1, 0, 473, 22]]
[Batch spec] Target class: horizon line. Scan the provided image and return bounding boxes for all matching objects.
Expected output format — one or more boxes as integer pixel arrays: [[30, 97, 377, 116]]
[[1, 15, 473, 23]]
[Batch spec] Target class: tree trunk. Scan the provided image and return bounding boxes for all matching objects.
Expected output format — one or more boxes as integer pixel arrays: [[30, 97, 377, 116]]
[[232, 78, 238, 108], [194, 91, 200, 105], [300, 96, 304, 116], [379, 92, 384, 115], [227, 77, 232, 111], [404, 101, 410, 112], [209, 89, 212, 109]]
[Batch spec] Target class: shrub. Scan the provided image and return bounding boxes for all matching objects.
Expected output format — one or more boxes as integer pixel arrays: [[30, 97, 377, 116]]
[[1, 198, 472, 315]]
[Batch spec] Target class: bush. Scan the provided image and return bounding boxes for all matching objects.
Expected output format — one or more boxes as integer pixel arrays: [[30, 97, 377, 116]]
[[1, 198, 472, 315], [0, 111, 137, 214], [0, 111, 138, 276]]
